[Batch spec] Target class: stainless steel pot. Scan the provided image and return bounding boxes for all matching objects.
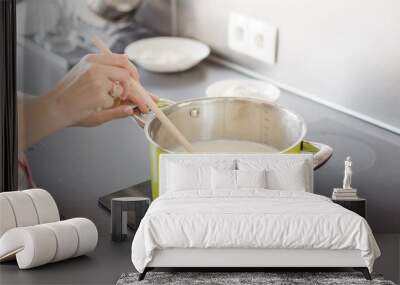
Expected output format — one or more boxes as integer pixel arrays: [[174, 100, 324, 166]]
[[132, 97, 333, 198]]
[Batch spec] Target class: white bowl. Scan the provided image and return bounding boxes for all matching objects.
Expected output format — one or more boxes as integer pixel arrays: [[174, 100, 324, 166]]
[[124, 37, 210, 73], [206, 79, 281, 103]]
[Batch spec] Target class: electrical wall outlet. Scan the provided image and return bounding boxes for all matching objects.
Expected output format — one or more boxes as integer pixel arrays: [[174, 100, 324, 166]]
[[228, 12, 278, 64]]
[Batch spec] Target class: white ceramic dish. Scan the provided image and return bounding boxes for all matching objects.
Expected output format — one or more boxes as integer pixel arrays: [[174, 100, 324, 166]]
[[124, 37, 210, 73], [206, 79, 281, 103]]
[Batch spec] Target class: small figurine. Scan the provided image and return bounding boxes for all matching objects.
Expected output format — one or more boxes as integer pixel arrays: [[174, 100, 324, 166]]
[[343, 156, 352, 189]]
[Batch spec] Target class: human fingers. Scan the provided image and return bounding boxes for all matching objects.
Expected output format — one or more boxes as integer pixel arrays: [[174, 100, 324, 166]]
[[94, 64, 140, 101], [83, 53, 139, 80], [99, 91, 115, 109], [95, 65, 148, 113], [94, 105, 134, 125], [85, 61, 153, 113], [148, 91, 159, 102], [77, 105, 134, 127], [128, 93, 149, 113], [123, 89, 161, 113]]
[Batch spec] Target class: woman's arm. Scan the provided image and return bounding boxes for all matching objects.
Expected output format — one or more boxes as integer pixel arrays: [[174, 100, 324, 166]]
[[18, 91, 65, 151], [18, 53, 156, 151]]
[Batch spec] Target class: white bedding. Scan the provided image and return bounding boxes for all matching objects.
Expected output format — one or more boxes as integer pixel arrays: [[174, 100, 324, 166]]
[[131, 190, 380, 273]]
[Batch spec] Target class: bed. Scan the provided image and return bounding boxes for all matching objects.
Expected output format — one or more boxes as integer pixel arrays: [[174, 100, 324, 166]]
[[131, 154, 380, 280]]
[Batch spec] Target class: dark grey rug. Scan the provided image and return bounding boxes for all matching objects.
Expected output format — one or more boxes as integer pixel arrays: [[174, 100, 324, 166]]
[[117, 272, 396, 285]]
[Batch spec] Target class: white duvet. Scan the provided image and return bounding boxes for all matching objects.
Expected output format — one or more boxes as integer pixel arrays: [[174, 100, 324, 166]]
[[131, 190, 380, 273]]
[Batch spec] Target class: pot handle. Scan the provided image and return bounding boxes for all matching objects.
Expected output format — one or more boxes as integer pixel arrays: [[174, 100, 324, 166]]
[[131, 99, 176, 129], [301, 140, 333, 170]]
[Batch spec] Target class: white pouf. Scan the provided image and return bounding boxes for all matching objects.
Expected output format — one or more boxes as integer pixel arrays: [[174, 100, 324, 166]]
[[42, 221, 79, 262], [67, 218, 98, 257], [0, 196, 17, 237], [23, 189, 60, 224], [0, 225, 57, 268], [0, 191, 39, 227], [0, 189, 98, 269], [0, 189, 60, 237], [0, 218, 98, 269]]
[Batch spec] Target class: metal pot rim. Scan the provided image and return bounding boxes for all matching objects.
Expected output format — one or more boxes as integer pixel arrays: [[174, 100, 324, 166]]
[[143, 96, 308, 153]]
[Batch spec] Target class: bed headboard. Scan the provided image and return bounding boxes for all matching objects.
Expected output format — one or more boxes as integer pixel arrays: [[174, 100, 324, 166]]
[[159, 154, 314, 195]]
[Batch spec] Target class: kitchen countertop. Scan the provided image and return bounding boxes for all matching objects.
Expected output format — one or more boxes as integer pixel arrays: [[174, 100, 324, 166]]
[[2, 57, 399, 284]]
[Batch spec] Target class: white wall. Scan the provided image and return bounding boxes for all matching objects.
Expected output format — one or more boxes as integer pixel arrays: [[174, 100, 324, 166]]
[[177, 0, 400, 131]]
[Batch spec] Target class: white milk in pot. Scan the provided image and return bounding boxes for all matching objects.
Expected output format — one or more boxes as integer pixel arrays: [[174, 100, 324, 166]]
[[172, 139, 279, 153]]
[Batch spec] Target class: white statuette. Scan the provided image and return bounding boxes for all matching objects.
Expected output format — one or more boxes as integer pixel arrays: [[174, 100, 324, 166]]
[[343, 156, 353, 190]]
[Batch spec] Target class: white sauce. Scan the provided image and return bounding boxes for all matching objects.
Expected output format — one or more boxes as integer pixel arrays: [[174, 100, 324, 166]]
[[172, 139, 279, 153], [223, 84, 261, 98]]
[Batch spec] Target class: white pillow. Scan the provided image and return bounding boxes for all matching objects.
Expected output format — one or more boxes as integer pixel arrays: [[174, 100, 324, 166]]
[[266, 163, 306, 191], [211, 168, 236, 190], [167, 162, 211, 191], [238, 159, 308, 191], [211, 169, 267, 190], [236, 169, 267, 189]]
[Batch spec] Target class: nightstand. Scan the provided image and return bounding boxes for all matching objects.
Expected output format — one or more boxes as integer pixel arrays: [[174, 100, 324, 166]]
[[332, 198, 366, 218]]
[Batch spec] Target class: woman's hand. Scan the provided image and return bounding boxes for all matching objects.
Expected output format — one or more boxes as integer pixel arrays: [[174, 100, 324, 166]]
[[47, 53, 156, 128], [18, 53, 158, 150]]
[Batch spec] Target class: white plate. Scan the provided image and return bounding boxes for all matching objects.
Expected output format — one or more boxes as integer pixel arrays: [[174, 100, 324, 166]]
[[124, 37, 210, 73], [206, 79, 281, 103]]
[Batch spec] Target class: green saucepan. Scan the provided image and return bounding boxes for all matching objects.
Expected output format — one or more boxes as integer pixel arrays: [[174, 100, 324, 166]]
[[132, 97, 333, 199]]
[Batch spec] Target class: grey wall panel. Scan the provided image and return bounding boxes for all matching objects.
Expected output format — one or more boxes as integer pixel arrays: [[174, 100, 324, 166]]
[[177, 0, 400, 131], [17, 41, 68, 96]]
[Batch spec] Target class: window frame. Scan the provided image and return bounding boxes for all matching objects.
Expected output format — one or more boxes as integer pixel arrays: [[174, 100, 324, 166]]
[[0, 0, 18, 192]]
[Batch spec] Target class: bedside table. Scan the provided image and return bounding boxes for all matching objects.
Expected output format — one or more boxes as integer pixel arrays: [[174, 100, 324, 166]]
[[332, 198, 366, 218]]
